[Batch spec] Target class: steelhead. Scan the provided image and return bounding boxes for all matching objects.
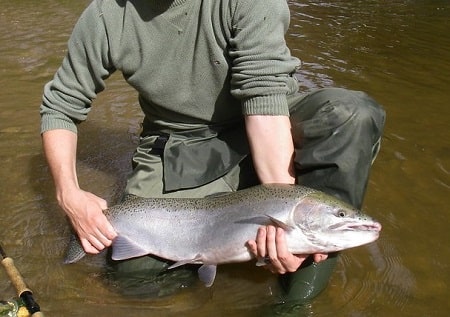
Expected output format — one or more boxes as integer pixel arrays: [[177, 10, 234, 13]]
[[65, 184, 381, 286]]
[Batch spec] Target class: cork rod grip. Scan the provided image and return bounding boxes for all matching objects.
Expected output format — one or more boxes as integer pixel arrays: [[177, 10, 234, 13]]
[[1, 257, 32, 296]]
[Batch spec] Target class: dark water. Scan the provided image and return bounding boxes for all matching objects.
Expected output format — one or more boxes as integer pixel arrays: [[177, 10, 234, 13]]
[[1, 1, 449, 316]]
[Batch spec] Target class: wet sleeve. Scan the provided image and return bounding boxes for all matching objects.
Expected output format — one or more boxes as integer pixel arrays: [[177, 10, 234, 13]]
[[40, 0, 115, 133], [228, 0, 301, 116]]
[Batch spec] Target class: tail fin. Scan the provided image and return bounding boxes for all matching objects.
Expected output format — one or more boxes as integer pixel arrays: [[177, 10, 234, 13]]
[[63, 234, 87, 264]]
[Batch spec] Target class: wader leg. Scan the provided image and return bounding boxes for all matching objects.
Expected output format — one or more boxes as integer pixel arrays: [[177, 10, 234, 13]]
[[278, 88, 386, 304]]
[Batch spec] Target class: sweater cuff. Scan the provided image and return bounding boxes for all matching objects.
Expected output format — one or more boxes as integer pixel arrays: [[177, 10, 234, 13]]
[[40, 113, 78, 134], [242, 94, 290, 116]]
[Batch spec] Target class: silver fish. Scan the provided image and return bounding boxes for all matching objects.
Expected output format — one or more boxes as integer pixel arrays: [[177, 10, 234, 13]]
[[65, 184, 381, 286]]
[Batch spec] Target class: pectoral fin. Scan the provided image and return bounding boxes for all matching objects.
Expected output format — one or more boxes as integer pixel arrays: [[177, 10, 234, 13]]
[[198, 264, 217, 287], [266, 215, 295, 231], [112, 235, 149, 260], [236, 215, 295, 230]]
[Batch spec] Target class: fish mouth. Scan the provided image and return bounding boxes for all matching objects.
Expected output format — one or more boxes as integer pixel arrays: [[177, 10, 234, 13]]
[[348, 222, 382, 231], [330, 222, 382, 232]]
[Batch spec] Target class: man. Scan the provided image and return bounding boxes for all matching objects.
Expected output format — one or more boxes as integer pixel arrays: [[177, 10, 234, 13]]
[[40, 0, 385, 305]]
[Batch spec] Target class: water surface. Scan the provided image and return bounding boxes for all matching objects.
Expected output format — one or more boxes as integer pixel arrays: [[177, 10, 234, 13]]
[[1, 1, 449, 316]]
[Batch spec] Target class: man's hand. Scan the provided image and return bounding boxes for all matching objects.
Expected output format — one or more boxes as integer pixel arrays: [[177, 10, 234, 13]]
[[58, 188, 117, 254], [247, 225, 328, 274]]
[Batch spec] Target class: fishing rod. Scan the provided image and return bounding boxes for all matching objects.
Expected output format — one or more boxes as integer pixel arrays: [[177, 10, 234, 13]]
[[0, 243, 44, 317]]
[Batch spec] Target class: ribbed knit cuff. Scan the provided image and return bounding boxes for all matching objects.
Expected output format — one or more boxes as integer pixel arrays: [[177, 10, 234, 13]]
[[40, 113, 78, 134], [242, 94, 290, 116]]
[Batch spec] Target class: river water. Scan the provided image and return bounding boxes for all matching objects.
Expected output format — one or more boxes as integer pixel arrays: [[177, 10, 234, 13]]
[[0, 1, 449, 316]]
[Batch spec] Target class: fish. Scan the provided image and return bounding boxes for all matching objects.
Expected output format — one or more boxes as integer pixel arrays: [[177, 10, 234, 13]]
[[64, 184, 381, 287]]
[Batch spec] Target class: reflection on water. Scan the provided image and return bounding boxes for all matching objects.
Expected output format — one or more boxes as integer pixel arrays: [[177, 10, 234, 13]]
[[0, 0, 449, 316]]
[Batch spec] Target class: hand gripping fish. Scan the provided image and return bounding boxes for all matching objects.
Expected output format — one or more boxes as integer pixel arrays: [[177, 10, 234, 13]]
[[64, 184, 381, 287]]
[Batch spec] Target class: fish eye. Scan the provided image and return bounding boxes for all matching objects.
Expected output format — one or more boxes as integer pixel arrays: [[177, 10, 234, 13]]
[[337, 210, 346, 217]]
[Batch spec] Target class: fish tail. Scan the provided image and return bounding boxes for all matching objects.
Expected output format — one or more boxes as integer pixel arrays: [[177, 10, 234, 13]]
[[63, 234, 87, 264]]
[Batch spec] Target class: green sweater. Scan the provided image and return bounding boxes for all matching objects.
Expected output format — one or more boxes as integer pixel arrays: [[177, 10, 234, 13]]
[[40, 0, 300, 134]]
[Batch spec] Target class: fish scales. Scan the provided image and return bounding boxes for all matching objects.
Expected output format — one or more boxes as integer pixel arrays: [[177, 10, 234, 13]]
[[64, 184, 381, 286], [109, 185, 310, 263]]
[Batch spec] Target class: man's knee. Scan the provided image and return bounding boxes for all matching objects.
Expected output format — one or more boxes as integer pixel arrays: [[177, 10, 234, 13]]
[[311, 88, 385, 142], [346, 90, 385, 138], [291, 88, 385, 140]]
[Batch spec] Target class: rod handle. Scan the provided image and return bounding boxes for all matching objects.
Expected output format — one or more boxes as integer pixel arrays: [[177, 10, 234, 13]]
[[1, 257, 31, 295]]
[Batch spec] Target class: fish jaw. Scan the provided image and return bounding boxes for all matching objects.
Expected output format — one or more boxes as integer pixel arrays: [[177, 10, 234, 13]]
[[330, 219, 382, 233], [291, 193, 382, 252], [325, 218, 381, 249], [291, 219, 381, 253]]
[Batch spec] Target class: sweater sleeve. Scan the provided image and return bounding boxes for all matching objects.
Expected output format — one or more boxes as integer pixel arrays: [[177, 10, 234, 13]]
[[228, 0, 300, 116], [40, 0, 115, 134]]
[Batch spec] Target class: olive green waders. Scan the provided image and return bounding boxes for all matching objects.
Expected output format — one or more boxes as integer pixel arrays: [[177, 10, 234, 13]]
[[108, 88, 386, 304]]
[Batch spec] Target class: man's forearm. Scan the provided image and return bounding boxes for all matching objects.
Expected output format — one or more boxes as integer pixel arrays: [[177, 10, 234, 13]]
[[41, 129, 80, 199], [245, 115, 296, 184], [42, 129, 116, 253]]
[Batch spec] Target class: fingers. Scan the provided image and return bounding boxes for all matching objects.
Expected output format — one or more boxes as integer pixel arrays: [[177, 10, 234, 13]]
[[78, 227, 113, 254], [255, 226, 268, 259], [265, 226, 284, 273], [64, 190, 117, 254], [103, 221, 118, 241], [246, 239, 257, 255], [313, 253, 328, 263], [273, 227, 303, 273], [93, 210, 118, 242], [248, 225, 328, 275], [84, 192, 116, 239], [79, 231, 115, 254], [80, 238, 101, 254], [266, 227, 304, 274], [81, 213, 117, 253], [248, 226, 302, 274]]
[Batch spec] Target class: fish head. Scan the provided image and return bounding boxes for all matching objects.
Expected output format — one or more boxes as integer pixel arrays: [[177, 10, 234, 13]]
[[292, 191, 382, 252]]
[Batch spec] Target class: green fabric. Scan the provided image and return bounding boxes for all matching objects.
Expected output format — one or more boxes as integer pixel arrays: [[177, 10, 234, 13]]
[[278, 254, 338, 304], [125, 135, 252, 198], [158, 121, 248, 191], [289, 88, 385, 208], [40, 0, 300, 134], [106, 255, 199, 297], [116, 88, 385, 303]]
